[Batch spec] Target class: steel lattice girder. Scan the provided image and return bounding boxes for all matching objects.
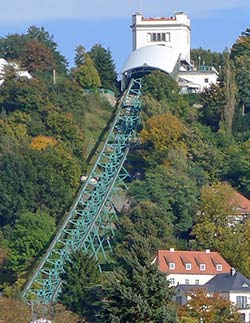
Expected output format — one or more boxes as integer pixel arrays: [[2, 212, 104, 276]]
[[22, 78, 142, 305]]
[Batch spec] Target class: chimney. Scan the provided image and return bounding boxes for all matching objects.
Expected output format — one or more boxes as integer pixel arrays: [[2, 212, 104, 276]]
[[170, 248, 175, 252], [205, 249, 210, 253], [231, 267, 236, 276]]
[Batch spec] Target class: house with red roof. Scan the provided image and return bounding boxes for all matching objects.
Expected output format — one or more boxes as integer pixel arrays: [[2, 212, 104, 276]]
[[230, 191, 250, 224], [153, 248, 231, 286]]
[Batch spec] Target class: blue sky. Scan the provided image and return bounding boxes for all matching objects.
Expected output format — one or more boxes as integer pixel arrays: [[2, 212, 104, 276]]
[[0, 1, 249, 74]]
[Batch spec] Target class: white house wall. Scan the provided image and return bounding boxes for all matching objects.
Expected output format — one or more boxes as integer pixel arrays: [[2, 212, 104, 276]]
[[167, 273, 215, 286], [230, 292, 250, 323], [131, 12, 190, 63], [178, 71, 218, 91]]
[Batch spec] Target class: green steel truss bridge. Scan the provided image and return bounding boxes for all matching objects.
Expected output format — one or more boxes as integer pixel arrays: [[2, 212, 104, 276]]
[[22, 78, 142, 305]]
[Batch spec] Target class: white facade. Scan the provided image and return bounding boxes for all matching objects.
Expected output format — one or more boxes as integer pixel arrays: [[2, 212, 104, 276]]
[[178, 69, 218, 93], [230, 292, 250, 323], [131, 12, 191, 63], [167, 273, 216, 287], [0, 58, 32, 84]]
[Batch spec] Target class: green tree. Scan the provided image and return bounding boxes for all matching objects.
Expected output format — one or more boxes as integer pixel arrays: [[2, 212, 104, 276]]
[[74, 44, 86, 67], [59, 250, 101, 318], [0, 77, 48, 113], [191, 47, 226, 70], [231, 26, 250, 60], [142, 70, 179, 103], [71, 54, 101, 89], [0, 34, 26, 61], [198, 84, 225, 131], [118, 200, 175, 254], [89, 44, 117, 92], [5, 211, 55, 275], [221, 54, 236, 132], [101, 241, 177, 323], [129, 164, 198, 238]]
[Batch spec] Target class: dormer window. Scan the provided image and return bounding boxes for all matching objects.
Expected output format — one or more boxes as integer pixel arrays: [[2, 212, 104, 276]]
[[185, 263, 191, 270], [216, 264, 222, 271], [200, 264, 206, 271], [169, 262, 175, 270]]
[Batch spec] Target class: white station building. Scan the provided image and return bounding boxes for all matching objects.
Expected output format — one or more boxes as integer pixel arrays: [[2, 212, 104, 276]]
[[122, 11, 218, 93]]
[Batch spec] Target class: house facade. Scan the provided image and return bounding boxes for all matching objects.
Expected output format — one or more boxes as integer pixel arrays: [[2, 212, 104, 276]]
[[174, 271, 250, 323], [131, 11, 191, 63], [153, 248, 231, 286]]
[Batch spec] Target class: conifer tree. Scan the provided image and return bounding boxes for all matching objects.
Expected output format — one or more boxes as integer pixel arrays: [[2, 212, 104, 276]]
[[101, 240, 177, 323], [89, 44, 117, 92]]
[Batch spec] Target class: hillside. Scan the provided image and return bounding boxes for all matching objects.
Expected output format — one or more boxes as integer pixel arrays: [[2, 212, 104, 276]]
[[0, 25, 250, 323]]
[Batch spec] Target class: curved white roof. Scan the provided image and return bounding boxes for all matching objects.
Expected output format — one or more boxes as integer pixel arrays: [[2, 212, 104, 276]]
[[122, 45, 179, 75]]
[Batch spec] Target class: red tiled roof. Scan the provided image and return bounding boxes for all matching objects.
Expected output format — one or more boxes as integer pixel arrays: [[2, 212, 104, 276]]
[[156, 249, 231, 275], [231, 191, 250, 213]]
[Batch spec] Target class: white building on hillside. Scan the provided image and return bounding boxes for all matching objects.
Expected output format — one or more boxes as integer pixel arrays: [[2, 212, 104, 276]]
[[122, 11, 218, 93], [131, 11, 191, 63], [0, 58, 32, 85], [152, 248, 231, 286]]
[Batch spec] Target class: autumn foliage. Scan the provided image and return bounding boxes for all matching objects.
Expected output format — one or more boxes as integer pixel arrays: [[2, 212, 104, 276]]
[[178, 289, 241, 323], [140, 112, 186, 151], [30, 135, 57, 150]]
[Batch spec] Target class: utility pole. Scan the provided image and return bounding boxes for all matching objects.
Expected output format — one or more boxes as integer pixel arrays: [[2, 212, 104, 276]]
[[53, 69, 56, 85]]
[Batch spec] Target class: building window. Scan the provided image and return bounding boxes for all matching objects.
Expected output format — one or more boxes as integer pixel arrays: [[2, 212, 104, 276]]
[[200, 264, 206, 271], [236, 296, 247, 309], [169, 262, 175, 270], [185, 279, 189, 285], [204, 78, 209, 83], [185, 263, 191, 270], [195, 279, 199, 285], [169, 278, 175, 285], [147, 32, 171, 43], [216, 264, 222, 271]]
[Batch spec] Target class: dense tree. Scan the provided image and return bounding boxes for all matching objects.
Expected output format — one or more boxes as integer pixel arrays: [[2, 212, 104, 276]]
[[74, 44, 86, 67], [142, 70, 179, 102], [221, 54, 236, 132], [71, 54, 101, 89], [89, 44, 117, 92], [191, 47, 226, 71], [4, 211, 55, 276], [26, 25, 68, 74], [191, 182, 250, 275], [0, 33, 26, 61], [191, 182, 236, 248], [59, 250, 101, 319], [231, 26, 250, 60], [198, 84, 225, 131], [140, 112, 186, 152], [0, 77, 49, 113], [178, 290, 241, 323], [129, 164, 199, 238], [101, 241, 177, 323], [21, 40, 57, 73], [118, 200, 175, 254]]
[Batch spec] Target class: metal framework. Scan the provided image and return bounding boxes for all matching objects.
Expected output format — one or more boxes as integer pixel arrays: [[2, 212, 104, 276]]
[[22, 78, 142, 305]]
